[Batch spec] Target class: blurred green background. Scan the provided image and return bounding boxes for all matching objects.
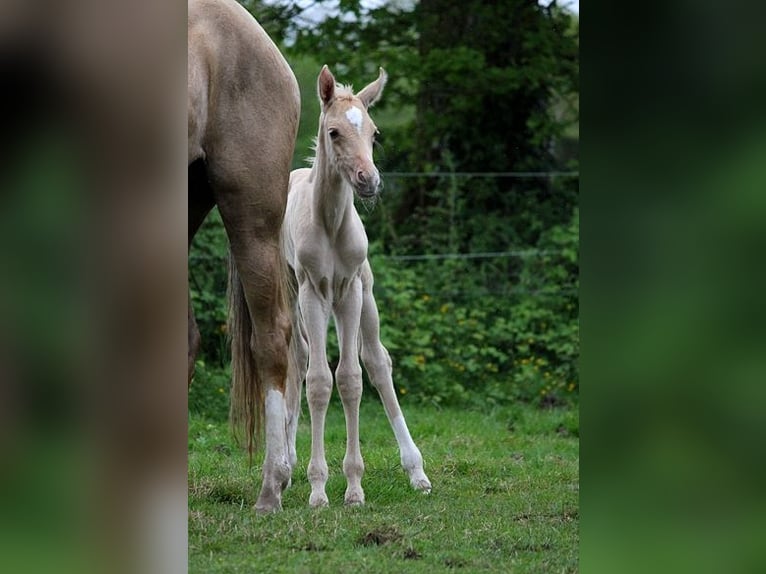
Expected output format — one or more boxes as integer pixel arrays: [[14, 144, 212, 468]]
[[189, 0, 580, 418]]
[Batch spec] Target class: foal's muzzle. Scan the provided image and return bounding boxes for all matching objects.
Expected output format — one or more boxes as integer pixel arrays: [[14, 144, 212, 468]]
[[354, 169, 381, 199]]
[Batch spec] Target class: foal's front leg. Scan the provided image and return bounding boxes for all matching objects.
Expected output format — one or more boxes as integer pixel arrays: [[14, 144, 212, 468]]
[[333, 277, 365, 505], [299, 280, 333, 508]]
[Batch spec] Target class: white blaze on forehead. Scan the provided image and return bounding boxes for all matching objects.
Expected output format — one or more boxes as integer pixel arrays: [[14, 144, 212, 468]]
[[345, 106, 363, 133]]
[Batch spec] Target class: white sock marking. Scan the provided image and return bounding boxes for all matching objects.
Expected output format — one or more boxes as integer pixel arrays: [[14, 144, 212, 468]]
[[392, 415, 421, 469], [265, 389, 288, 461]]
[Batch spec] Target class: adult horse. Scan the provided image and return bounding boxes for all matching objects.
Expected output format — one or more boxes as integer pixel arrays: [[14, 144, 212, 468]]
[[188, 0, 300, 513]]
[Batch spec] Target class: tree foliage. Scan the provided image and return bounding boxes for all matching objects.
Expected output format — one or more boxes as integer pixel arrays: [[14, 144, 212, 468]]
[[189, 1, 579, 412], [284, 0, 578, 252]]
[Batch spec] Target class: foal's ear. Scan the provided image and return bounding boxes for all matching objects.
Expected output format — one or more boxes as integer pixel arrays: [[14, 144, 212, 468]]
[[356, 67, 388, 109], [318, 65, 336, 107]]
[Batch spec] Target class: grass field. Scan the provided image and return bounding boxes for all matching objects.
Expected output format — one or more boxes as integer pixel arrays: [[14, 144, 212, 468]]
[[189, 398, 579, 573]]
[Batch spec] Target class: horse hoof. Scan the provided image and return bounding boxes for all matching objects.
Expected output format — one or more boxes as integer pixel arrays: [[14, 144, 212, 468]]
[[309, 493, 329, 508], [411, 476, 432, 493], [344, 490, 365, 506], [254, 500, 282, 515]]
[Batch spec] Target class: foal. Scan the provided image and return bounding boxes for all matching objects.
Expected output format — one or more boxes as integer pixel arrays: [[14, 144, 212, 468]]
[[283, 66, 432, 507]]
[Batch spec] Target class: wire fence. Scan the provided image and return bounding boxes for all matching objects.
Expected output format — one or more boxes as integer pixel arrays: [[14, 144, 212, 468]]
[[189, 170, 579, 299], [188, 249, 555, 263], [381, 171, 579, 179], [189, 248, 577, 299], [381, 249, 556, 261]]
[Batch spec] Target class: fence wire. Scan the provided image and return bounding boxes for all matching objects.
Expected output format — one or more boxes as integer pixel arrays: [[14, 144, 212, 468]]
[[189, 170, 578, 300], [381, 171, 579, 179]]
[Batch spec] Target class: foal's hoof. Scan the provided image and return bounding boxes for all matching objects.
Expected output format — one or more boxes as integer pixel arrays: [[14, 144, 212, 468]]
[[344, 489, 365, 506], [254, 500, 282, 515], [410, 475, 432, 494], [309, 492, 329, 508], [254, 488, 283, 514]]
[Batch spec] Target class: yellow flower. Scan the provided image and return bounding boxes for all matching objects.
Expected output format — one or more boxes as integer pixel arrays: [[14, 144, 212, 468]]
[[414, 354, 426, 365], [440, 304, 450, 314], [399, 387, 408, 395]]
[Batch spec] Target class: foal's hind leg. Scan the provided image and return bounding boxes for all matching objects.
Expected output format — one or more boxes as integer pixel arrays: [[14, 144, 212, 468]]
[[285, 310, 308, 478], [359, 264, 431, 492]]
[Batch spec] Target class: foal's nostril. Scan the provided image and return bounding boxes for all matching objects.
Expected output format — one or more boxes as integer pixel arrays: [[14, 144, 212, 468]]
[[357, 170, 367, 184]]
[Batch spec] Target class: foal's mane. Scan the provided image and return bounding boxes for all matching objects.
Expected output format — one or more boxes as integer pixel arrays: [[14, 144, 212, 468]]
[[331, 84, 355, 101]]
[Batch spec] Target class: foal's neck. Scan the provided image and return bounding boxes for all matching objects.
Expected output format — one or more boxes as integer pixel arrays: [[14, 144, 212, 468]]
[[311, 140, 356, 240]]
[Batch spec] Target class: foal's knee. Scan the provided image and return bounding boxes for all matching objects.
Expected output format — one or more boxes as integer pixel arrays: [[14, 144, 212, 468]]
[[306, 367, 333, 407], [361, 344, 392, 388], [335, 364, 362, 403]]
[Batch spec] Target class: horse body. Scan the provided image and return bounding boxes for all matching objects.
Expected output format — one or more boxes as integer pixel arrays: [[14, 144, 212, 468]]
[[187, 0, 300, 513], [283, 66, 431, 507]]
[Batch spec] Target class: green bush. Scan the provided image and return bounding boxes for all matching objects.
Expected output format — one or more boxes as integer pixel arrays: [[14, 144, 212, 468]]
[[189, 208, 229, 367], [188, 360, 231, 421], [188, 204, 578, 415], [370, 207, 578, 408]]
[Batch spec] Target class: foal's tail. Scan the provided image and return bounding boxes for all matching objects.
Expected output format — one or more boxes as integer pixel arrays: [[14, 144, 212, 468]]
[[226, 245, 295, 460], [227, 252, 262, 458]]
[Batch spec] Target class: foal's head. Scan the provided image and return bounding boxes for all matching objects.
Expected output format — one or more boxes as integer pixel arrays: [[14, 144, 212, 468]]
[[317, 65, 387, 199]]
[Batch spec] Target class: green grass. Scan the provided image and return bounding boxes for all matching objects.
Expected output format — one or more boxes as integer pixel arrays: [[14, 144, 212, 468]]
[[189, 398, 579, 573]]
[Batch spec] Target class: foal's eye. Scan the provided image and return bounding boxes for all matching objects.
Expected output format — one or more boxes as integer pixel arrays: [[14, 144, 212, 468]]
[[328, 128, 340, 140], [373, 130, 380, 144]]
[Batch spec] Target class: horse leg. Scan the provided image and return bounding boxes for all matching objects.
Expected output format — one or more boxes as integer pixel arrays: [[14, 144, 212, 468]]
[[359, 264, 432, 492], [230, 238, 292, 513], [188, 294, 201, 385], [299, 281, 333, 507], [187, 159, 214, 385], [285, 308, 308, 479], [333, 278, 365, 505], [216, 187, 292, 513]]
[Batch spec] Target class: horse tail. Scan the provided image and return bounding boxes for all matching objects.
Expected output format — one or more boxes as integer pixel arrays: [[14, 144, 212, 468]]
[[227, 250, 263, 460], [227, 237, 296, 461]]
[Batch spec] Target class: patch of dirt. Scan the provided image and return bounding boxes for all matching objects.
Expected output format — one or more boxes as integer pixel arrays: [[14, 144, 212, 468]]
[[444, 556, 467, 568], [562, 509, 579, 521], [402, 547, 422, 560], [357, 526, 402, 547]]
